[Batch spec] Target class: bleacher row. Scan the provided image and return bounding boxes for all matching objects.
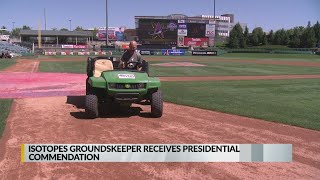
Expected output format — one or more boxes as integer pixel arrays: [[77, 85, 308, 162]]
[[0, 41, 31, 56]]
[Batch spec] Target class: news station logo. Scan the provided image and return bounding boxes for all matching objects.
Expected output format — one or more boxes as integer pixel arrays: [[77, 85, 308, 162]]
[[178, 24, 187, 29]]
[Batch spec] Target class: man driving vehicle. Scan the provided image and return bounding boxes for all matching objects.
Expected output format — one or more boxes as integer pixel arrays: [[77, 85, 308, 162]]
[[119, 41, 143, 71]]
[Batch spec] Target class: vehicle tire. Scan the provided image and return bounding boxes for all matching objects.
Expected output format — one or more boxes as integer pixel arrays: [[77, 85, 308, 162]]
[[151, 90, 163, 118], [85, 94, 99, 118]]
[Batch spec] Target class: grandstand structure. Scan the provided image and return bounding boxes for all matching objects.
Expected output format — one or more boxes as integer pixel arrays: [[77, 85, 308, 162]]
[[0, 41, 30, 56], [20, 30, 93, 47]]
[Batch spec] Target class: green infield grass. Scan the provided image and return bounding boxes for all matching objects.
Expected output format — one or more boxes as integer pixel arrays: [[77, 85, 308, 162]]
[[161, 79, 320, 131], [219, 53, 320, 62], [0, 99, 12, 137], [39, 61, 320, 76], [39, 61, 86, 73], [149, 61, 320, 76], [0, 60, 16, 70]]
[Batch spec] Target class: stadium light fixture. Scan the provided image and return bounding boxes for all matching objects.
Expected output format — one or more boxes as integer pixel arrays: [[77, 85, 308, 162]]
[[106, 0, 109, 47], [214, 0, 216, 48]]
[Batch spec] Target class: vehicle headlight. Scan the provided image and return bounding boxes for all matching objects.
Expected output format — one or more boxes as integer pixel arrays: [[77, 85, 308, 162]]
[[124, 84, 131, 89], [108, 83, 116, 89]]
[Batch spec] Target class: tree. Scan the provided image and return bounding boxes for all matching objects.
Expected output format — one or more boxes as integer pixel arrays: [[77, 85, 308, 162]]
[[60, 28, 69, 31], [227, 23, 243, 48], [11, 28, 21, 37], [22, 25, 31, 30], [273, 29, 289, 45], [241, 26, 249, 48], [74, 26, 84, 31], [251, 27, 264, 46], [301, 21, 316, 48], [51, 28, 58, 31], [267, 30, 274, 44], [313, 21, 320, 44], [262, 32, 267, 45]]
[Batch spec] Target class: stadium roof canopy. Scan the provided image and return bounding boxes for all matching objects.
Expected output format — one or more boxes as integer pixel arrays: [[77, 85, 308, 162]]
[[20, 30, 92, 37]]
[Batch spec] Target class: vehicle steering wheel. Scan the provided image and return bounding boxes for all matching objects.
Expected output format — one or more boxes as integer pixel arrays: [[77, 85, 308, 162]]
[[125, 61, 140, 70]]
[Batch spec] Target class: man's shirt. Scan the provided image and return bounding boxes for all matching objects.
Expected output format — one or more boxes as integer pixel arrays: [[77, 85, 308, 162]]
[[121, 50, 142, 64]]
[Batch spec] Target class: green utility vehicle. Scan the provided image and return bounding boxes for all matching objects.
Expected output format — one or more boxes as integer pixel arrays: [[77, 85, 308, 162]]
[[86, 56, 163, 118]]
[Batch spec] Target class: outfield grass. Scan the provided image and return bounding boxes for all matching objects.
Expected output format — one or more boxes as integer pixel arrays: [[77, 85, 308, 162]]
[[0, 60, 16, 70], [39, 61, 320, 76], [161, 79, 320, 131], [0, 99, 12, 137], [219, 53, 320, 62], [150, 61, 320, 76]]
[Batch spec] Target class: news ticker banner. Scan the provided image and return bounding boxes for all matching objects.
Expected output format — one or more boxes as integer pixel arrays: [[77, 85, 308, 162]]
[[21, 144, 292, 163]]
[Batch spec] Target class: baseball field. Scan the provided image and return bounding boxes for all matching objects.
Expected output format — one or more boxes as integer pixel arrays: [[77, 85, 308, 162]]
[[0, 53, 319, 179]]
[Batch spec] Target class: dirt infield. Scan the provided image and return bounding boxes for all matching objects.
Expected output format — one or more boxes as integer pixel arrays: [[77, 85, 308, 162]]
[[0, 97, 319, 179]]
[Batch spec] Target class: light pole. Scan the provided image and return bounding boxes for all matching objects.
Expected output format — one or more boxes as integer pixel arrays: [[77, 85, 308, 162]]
[[12, 22, 15, 30], [213, 0, 216, 48], [106, 0, 109, 47], [44, 8, 47, 30], [69, 19, 72, 31]]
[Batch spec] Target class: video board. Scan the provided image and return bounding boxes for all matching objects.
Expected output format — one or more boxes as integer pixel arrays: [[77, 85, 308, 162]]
[[187, 23, 206, 38], [137, 19, 178, 45]]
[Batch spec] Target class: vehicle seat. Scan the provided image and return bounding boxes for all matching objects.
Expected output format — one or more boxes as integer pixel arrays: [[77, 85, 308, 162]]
[[94, 59, 114, 77]]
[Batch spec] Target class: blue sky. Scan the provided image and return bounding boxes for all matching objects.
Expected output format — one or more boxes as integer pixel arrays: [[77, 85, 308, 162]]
[[0, 0, 319, 32]]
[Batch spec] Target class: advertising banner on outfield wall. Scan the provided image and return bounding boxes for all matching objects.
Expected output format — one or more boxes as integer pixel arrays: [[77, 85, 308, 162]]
[[177, 29, 188, 36], [162, 49, 185, 56], [184, 37, 208, 46], [61, 45, 88, 49], [60, 52, 74, 55], [209, 37, 215, 47], [96, 27, 125, 41], [73, 45, 88, 49], [177, 36, 184, 47], [178, 24, 187, 29], [61, 45, 74, 48], [192, 51, 217, 56], [205, 24, 215, 37], [137, 50, 154, 55]]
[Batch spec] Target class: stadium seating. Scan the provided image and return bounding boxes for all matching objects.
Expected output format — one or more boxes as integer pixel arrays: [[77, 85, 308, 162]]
[[0, 41, 30, 55]]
